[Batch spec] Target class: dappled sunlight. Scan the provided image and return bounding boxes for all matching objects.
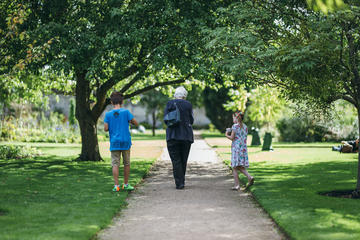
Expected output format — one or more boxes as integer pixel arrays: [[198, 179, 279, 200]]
[[0, 150, 154, 240]]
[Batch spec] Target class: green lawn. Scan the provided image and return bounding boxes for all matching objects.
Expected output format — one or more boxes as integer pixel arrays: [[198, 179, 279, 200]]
[[131, 131, 166, 141], [0, 143, 155, 240], [216, 144, 360, 240], [201, 130, 223, 138]]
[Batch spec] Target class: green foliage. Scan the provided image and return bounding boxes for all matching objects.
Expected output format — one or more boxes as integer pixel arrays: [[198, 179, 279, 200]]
[[204, 0, 360, 189], [203, 84, 233, 133], [0, 0, 231, 161], [0, 145, 41, 159], [326, 100, 359, 139], [208, 123, 217, 133], [246, 86, 285, 130], [307, 0, 347, 14], [223, 86, 248, 112], [3, 0, 224, 101], [1, 112, 81, 143], [138, 121, 153, 130], [225, 85, 286, 131], [139, 89, 169, 133], [204, 0, 360, 113], [276, 117, 331, 142], [276, 100, 358, 142], [68, 98, 76, 126]]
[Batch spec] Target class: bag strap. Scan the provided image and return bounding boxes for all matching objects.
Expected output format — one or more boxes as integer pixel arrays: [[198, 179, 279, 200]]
[[174, 101, 182, 112]]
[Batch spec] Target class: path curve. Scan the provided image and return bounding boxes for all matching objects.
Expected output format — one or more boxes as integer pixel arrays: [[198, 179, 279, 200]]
[[98, 140, 285, 240]]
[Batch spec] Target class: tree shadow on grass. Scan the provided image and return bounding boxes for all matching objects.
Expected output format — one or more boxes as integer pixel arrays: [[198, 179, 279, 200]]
[[0, 155, 154, 239], [0, 155, 152, 183], [248, 158, 360, 239]]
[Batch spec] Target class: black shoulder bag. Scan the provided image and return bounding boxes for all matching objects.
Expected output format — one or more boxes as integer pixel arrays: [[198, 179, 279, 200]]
[[164, 102, 181, 127]]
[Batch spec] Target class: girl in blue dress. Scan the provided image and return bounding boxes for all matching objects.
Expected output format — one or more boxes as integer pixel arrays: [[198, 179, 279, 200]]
[[225, 111, 254, 190]]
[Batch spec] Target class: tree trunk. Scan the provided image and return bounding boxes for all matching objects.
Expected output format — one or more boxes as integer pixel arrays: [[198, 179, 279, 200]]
[[77, 116, 102, 161], [152, 110, 156, 136], [75, 70, 102, 161], [356, 107, 360, 191]]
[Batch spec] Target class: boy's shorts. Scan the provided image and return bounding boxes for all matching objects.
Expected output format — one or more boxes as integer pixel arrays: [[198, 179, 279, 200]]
[[111, 150, 130, 166]]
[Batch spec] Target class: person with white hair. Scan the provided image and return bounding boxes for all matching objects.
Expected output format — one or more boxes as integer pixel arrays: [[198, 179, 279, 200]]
[[164, 86, 194, 189]]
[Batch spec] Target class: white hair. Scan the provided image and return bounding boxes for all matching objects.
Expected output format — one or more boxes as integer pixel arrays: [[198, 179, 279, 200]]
[[174, 86, 188, 99]]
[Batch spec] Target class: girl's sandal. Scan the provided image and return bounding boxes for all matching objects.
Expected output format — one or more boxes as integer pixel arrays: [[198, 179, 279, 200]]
[[246, 178, 255, 189]]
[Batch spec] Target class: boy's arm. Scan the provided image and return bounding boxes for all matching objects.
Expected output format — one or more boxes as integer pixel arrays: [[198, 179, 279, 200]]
[[104, 123, 109, 132], [130, 118, 139, 127]]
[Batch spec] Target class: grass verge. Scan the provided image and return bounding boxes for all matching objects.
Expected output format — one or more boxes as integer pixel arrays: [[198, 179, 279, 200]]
[[0, 144, 155, 240], [131, 129, 166, 141], [213, 142, 360, 240]]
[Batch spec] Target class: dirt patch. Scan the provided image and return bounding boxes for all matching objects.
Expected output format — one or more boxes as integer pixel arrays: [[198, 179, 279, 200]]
[[132, 140, 166, 158], [99, 140, 166, 159], [214, 148, 230, 154], [320, 190, 360, 199], [205, 137, 252, 148], [205, 138, 231, 147]]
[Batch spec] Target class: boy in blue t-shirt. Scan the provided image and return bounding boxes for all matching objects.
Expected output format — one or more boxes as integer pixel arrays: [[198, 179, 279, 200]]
[[104, 91, 138, 191]]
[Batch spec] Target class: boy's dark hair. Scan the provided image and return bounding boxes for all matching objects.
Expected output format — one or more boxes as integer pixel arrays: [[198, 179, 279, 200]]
[[110, 91, 124, 105]]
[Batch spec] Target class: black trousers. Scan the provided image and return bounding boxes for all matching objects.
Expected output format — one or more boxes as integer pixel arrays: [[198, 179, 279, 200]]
[[167, 140, 192, 188]]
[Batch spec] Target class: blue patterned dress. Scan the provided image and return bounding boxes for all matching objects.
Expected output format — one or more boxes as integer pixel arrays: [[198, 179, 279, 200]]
[[231, 123, 249, 168]]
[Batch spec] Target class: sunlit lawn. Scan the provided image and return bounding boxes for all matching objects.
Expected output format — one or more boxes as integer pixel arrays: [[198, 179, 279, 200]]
[[0, 139, 163, 240], [131, 129, 166, 141], [209, 138, 360, 240]]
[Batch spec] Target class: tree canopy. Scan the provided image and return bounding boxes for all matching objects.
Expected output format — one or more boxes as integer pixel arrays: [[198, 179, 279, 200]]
[[205, 0, 360, 192], [1, 0, 230, 161]]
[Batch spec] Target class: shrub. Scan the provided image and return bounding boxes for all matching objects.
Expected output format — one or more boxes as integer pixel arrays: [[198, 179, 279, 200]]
[[203, 86, 233, 133], [0, 145, 41, 159], [0, 113, 81, 143], [192, 124, 209, 130], [276, 117, 332, 142], [139, 122, 152, 129]]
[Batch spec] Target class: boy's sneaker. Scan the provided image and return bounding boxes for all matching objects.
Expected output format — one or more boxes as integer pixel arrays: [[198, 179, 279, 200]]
[[113, 185, 120, 192], [122, 184, 134, 191]]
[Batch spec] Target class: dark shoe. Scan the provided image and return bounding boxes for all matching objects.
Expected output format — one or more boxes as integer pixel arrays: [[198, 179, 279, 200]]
[[176, 185, 184, 190]]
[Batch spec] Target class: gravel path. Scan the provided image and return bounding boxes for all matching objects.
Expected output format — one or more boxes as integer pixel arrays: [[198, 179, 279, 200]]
[[98, 140, 285, 240]]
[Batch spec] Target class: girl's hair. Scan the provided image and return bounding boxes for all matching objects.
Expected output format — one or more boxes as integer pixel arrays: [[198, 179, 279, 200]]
[[234, 111, 244, 127], [110, 91, 124, 105]]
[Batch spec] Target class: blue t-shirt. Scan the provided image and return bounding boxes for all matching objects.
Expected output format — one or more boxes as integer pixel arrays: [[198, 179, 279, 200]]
[[104, 108, 134, 151]]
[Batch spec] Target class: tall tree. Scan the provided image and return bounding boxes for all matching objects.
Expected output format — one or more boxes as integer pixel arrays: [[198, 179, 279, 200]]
[[203, 74, 234, 132], [205, 1, 360, 193], [2, 0, 226, 161]]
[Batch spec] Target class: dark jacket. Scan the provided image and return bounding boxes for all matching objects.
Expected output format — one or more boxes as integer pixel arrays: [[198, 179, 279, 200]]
[[164, 99, 194, 143]]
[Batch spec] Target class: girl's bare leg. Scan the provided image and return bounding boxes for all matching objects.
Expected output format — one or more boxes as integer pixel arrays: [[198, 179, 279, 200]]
[[237, 166, 253, 182], [232, 168, 240, 188]]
